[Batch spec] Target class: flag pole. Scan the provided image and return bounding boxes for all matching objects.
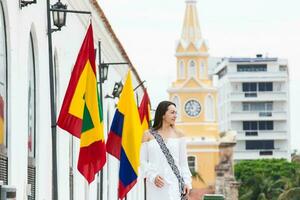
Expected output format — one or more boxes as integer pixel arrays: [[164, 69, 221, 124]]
[[97, 41, 104, 200], [133, 80, 146, 91], [46, 1, 92, 199], [46, 0, 58, 198], [84, 181, 89, 200], [144, 179, 147, 200]]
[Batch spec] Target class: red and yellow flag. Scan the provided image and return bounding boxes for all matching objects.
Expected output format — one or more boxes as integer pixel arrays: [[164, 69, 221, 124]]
[[138, 90, 151, 132], [57, 24, 106, 183]]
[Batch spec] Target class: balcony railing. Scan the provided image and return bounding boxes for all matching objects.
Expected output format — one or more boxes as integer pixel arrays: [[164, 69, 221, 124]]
[[234, 149, 290, 160], [231, 110, 287, 120], [236, 130, 287, 140], [230, 91, 287, 101]]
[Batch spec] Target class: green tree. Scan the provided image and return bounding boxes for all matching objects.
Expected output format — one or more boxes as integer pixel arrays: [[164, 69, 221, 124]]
[[278, 167, 300, 200], [278, 187, 300, 200], [235, 159, 300, 200]]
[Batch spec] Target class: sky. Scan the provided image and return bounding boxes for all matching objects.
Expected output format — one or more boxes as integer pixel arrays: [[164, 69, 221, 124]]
[[99, 0, 300, 150]]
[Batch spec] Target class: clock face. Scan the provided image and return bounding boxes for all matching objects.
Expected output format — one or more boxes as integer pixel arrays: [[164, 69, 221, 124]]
[[184, 100, 201, 117]]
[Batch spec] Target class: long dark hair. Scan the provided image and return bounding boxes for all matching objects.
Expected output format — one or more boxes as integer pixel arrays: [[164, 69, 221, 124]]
[[152, 101, 176, 131]]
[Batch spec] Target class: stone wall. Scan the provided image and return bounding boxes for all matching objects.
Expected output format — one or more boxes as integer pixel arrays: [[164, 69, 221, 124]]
[[215, 142, 240, 200]]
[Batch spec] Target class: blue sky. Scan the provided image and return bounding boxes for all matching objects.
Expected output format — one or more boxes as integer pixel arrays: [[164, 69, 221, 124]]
[[100, 0, 300, 150]]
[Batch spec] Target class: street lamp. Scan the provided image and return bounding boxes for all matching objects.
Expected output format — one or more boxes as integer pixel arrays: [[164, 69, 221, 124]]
[[112, 81, 123, 98], [46, 1, 91, 199], [20, 0, 36, 8], [51, 1, 67, 30], [100, 64, 109, 83]]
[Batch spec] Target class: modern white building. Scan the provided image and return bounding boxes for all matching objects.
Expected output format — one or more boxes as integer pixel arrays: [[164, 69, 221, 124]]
[[214, 55, 291, 161], [0, 0, 146, 199]]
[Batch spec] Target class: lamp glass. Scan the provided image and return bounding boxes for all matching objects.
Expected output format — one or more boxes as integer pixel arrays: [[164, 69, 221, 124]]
[[51, 2, 67, 29], [112, 82, 123, 98], [101, 64, 108, 82]]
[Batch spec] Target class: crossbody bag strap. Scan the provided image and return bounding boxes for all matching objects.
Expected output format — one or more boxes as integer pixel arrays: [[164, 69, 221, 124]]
[[150, 129, 185, 197]]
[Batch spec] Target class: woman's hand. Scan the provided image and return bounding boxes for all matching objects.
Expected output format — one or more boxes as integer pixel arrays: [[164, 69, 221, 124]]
[[183, 185, 190, 196], [154, 175, 165, 188]]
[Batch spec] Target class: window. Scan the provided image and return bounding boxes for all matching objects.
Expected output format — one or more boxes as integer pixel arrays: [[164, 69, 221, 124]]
[[188, 156, 196, 173], [199, 61, 205, 79], [0, 97, 4, 145], [259, 121, 273, 130], [242, 82, 273, 92], [243, 121, 258, 130], [178, 60, 185, 79], [246, 131, 258, 136], [242, 83, 257, 92], [242, 102, 273, 111], [28, 32, 36, 200], [0, 1, 7, 185], [243, 121, 273, 131], [246, 140, 274, 150], [276, 83, 282, 91], [258, 82, 273, 91], [279, 65, 287, 71], [0, 1, 7, 148], [188, 60, 196, 78], [218, 66, 227, 79], [28, 33, 36, 159], [172, 96, 180, 121], [237, 64, 267, 72], [205, 95, 215, 121], [260, 151, 273, 156]]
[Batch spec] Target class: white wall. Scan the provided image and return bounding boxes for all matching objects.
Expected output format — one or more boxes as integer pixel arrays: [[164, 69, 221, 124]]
[[3, 0, 145, 199], [215, 58, 291, 161]]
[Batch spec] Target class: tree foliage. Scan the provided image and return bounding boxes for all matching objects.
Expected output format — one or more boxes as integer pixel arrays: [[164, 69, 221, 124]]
[[235, 159, 300, 200]]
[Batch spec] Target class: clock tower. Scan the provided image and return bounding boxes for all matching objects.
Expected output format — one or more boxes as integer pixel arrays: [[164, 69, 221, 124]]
[[168, 0, 220, 188]]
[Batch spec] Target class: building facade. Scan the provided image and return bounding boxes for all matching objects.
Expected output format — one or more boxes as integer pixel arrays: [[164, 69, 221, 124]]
[[214, 55, 291, 161], [0, 0, 145, 199], [168, 0, 220, 188]]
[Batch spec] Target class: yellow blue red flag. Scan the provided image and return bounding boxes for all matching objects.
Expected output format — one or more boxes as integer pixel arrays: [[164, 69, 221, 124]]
[[106, 71, 143, 199]]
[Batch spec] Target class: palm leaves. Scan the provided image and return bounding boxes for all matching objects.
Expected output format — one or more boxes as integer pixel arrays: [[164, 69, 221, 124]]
[[191, 170, 205, 183], [278, 168, 300, 200], [278, 187, 300, 200], [235, 159, 300, 200]]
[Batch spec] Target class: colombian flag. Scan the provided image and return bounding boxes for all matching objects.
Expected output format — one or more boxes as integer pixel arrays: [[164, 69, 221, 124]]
[[0, 95, 4, 144], [106, 71, 143, 199], [57, 24, 106, 183], [138, 90, 151, 132]]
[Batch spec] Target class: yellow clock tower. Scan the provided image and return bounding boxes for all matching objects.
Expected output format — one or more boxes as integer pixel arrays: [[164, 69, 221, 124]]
[[168, 0, 220, 188]]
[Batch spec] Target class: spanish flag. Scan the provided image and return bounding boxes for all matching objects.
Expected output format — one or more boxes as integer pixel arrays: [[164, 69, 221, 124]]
[[0, 95, 4, 144], [106, 71, 143, 199], [138, 89, 151, 132], [57, 24, 106, 183]]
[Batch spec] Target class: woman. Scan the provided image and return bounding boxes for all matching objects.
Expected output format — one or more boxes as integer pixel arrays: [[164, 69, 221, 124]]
[[140, 101, 192, 200]]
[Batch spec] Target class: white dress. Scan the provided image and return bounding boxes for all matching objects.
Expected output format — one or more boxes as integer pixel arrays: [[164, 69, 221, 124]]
[[140, 138, 192, 200]]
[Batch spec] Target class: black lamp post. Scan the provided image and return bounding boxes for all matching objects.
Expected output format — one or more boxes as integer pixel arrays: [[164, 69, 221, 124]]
[[112, 81, 123, 98], [51, 1, 67, 31], [46, 1, 91, 200], [20, 0, 36, 8], [97, 42, 128, 99], [100, 63, 109, 83]]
